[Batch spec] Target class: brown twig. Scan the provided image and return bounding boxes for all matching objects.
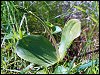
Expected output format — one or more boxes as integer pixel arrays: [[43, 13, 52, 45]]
[[77, 48, 99, 57], [64, 48, 99, 61]]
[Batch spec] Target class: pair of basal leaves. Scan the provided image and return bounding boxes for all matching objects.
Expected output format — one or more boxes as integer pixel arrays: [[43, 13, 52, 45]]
[[16, 19, 81, 67]]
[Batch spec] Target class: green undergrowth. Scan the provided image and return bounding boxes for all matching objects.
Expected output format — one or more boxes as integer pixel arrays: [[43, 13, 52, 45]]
[[1, 1, 99, 74]]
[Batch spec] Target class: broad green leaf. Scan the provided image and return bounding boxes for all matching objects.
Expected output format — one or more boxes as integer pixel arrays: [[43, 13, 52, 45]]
[[52, 26, 62, 34], [16, 35, 57, 67], [54, 65, 67, 74], [77, 59, 99, 72], [58, 19, 81, 61]]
